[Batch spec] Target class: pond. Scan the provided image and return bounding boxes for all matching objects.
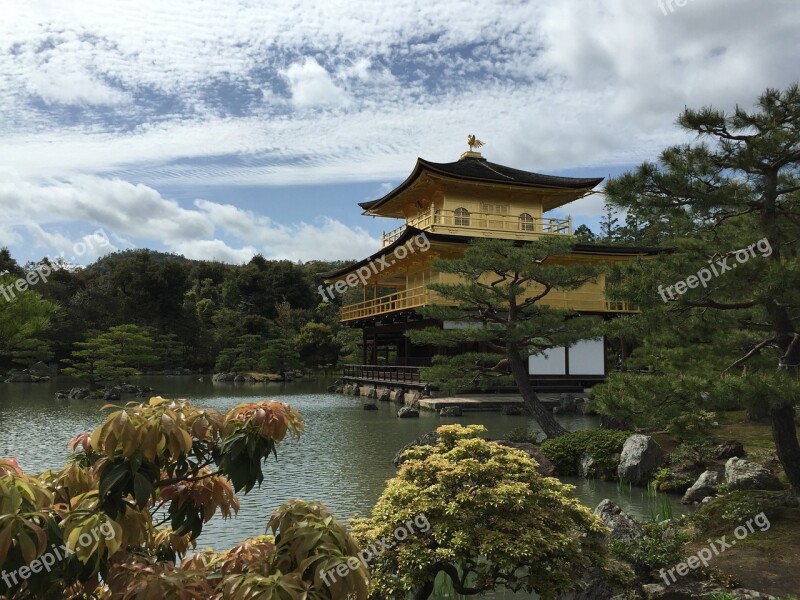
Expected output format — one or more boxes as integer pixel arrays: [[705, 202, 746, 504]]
[[0, 375, 688, 598]]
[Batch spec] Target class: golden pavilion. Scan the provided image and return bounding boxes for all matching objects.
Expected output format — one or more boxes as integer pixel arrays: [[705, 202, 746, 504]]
[[322, 139, 655, 392]]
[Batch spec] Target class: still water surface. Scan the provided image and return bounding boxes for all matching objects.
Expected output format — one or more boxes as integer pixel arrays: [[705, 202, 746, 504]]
[[0, 376, 687, 598]]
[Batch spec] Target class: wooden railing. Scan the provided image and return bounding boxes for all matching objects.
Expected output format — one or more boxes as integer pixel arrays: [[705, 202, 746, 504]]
[[340, 285, 431, 321], [381, 208, 572, 247], [604, 300, 639, 313], [339, 285, 637, 322], [382, 212, 434, 246], [342, 364, 423, 383]]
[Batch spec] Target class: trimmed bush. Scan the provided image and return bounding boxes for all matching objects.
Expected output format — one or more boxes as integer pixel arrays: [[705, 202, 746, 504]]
[[541, 429, 631, 476], [610, 521, 688, 577]]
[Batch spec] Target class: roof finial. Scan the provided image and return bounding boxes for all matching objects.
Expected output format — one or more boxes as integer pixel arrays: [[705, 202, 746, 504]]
[[461, 134, 485, 160], [467, 134, 484, 152]]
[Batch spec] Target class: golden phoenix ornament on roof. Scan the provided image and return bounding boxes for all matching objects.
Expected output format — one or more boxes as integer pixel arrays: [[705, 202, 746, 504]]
[[467, 134, 484, 152]]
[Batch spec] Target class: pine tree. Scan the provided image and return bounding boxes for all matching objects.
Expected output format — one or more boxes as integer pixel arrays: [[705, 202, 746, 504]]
[[409, 237, 602, 438], [64, 324, 157, 388], [604, 84, 800, 492]]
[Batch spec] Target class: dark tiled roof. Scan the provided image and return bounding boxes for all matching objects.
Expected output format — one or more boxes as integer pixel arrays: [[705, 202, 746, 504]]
[[359, 157, 604, 211]]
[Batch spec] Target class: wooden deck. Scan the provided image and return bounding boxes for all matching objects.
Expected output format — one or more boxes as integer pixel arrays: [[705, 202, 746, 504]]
[[418, 393, 574, 412]]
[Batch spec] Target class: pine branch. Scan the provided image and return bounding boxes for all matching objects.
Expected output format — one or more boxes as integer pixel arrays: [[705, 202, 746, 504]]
[[722, 336, 777, 373]]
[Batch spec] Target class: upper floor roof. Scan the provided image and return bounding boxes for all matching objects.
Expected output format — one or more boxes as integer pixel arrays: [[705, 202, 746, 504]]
[[359, 155, 604, 216]]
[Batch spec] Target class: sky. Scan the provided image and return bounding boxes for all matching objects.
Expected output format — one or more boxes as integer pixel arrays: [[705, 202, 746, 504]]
[[0, 0, 798, 266]]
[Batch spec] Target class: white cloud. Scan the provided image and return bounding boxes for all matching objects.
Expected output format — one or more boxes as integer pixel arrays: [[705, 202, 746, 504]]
[[24, 222, 120, 262], [28, 60, 128, 106], [167, 239, 258, 264], [1, 0, 795, 187], [0, 0, 798, 259], [0, 174, 213, 241], [282, 57, 349, 109], [193, 199, 379, 261], [0, 173, 379, 263]]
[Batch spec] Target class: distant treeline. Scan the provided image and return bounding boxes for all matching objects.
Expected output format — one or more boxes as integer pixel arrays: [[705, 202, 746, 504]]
[[0, 248, 359, 375]]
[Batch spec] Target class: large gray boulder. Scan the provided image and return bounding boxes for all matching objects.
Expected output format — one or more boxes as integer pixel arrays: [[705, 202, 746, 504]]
[[103, 387, 121, 401], [579, 455, 600, 479], [617, 434, 665, 485], [713, 440, 745, 459], [556, 567, 619, 600], [397, 406, 419, 418], [439, 406, 462, 417], [6, 373, 33, 383], [725, 457, 783, 491], [393, 431, 439, 466], [68, 387, 90, 400], [212, 372, 236, 382], [682, 470, 720, 504], [593, 499, 643, 541], [29, 361, 51, 375]]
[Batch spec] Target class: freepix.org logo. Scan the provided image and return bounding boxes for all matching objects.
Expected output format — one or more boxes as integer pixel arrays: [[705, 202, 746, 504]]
[[320, 513, 430, 587], [657, 238, 772, 303], [1, 522, 116, 588], [318, 232, 431, 303], [0, 228, 113, 303]]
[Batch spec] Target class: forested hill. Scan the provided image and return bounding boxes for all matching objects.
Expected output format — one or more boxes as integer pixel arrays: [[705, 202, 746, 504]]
[[0, 248, 358, 375]]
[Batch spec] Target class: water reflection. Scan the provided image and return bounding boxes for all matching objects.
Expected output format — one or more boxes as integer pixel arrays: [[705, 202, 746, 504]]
[[0, 376, 687, 599]]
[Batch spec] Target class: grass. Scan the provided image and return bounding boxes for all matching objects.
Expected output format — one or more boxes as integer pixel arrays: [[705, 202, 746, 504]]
[[712, 410, 775, 450], [684, 493, 800, 596]]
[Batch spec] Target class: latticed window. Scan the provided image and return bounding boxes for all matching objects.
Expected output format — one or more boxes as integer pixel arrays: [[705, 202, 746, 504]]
[[481, 202, 509, 215], [519, 213, 535, 231], [454, 207, 470, 226]]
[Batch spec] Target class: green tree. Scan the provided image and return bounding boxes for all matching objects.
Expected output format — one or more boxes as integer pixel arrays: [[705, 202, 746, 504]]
[[409, 237, 601, 438], [598, 202, 621, 242], [260, 338, 302, 375], [294, 322, 339, 368], [214, 334, 266, 372], [0, 248, 24, 278], [573, 223, 597, 243], [602, 84, 800, 491], [153, 331, 184, 369], [0, 274, 59, 369], [351, 425, 628, 600], [225, 257, 315, 319], [63, 324, 157, 388]]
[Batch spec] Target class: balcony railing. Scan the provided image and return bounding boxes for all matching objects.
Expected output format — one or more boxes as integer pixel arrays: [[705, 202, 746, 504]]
[[381, 208, 572, 247], [340, 284, 638, 322], [342, 364, 423, 383], [340, 285, 431, 321], [604, 300, 639, 313]]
